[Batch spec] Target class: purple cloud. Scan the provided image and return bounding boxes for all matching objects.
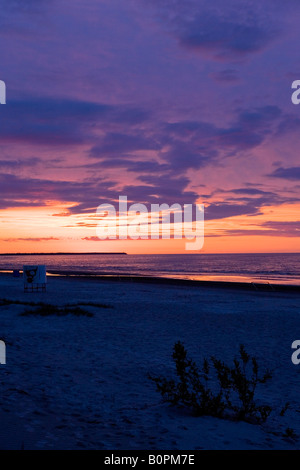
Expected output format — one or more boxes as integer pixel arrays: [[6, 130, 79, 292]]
[[212, 221, 300, 237], [142, 0, 277, 60], [179, 16, 273, 59], [269, 167, 300, 181], [211, 69, 239, 83], [0, 98, 149, 146]]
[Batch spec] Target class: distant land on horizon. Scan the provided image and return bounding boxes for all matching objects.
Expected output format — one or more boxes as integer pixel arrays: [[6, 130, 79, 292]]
[[0, 252, 127, 256]]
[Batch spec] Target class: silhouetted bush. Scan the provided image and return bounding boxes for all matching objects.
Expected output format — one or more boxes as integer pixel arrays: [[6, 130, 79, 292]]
[[20, 304, 94, 317], [282, 427, 297, 441], [149, 341, 273, 423]]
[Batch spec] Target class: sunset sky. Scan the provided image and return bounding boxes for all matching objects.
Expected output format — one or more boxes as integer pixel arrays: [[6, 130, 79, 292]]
[[0, 0, 299, 254]]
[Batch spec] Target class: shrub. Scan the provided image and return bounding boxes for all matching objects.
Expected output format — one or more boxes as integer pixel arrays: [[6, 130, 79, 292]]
[[20, 304, 94, 317], [149, 341, 273, 423], [282, 427, 297, 441]]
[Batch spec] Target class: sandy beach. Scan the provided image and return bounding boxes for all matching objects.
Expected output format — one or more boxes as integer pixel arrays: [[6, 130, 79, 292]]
[[0, 272, 300, 450]]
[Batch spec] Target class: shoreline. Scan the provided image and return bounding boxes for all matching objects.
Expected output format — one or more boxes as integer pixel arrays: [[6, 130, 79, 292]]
[[1, 269, 299, 293], [48, 272, 300, 293]]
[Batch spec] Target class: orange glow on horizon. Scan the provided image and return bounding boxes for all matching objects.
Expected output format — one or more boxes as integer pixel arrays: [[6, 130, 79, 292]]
[[0, 202, 299, 254]]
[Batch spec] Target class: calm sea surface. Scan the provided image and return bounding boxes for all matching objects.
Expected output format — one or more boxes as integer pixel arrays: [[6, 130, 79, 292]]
[[0, 253, 299, 285]]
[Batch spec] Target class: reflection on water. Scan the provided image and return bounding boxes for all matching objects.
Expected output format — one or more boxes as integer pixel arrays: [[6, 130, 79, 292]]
[[0, 253, 299, 285]]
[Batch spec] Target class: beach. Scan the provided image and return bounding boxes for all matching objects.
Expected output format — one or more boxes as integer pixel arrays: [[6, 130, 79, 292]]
[[0, 272, 300, 450]]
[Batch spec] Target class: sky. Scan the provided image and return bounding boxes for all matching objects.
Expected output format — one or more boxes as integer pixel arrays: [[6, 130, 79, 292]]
[[0, 0, 299, 254]]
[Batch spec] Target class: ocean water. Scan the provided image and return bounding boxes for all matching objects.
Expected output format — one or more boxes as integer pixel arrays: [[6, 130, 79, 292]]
[[0, 253, 299, 285]]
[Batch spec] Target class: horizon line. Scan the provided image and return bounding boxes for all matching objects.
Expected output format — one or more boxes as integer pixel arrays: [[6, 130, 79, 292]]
[[0, 251, 299, 256]]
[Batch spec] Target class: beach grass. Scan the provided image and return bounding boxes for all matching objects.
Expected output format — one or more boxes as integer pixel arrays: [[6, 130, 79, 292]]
[[20, 304, 94, 317], [0, 297, 113, 317]]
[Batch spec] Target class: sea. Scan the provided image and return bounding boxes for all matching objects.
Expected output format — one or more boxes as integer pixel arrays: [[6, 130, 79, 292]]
[[0, 253, 299, 285]]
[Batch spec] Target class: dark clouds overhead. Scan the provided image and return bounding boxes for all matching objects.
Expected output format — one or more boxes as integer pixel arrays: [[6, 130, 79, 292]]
[[0, 0, 299, 237], [269, 167, 300, 181], [142, 0, 277, 60]]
